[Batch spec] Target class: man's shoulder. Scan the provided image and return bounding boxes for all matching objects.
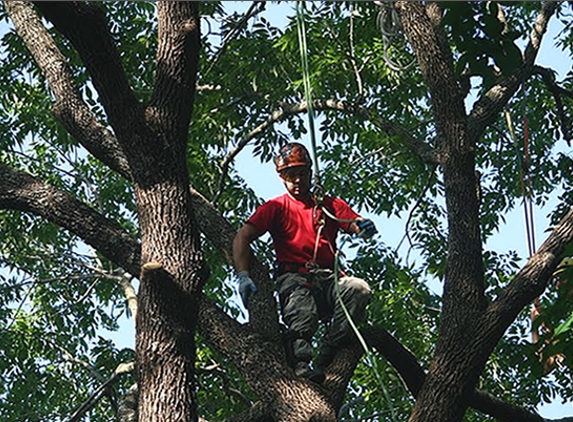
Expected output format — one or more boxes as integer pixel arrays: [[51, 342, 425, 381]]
[[265, 193, 289, 205], [256, 193, 289, 211]]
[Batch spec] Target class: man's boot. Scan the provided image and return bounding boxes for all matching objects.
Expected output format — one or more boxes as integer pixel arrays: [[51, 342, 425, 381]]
[[315, 341, 337, 374]]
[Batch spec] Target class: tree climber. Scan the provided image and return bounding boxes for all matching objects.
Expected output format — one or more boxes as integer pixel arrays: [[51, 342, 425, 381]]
[[233, 142, 377, 384]]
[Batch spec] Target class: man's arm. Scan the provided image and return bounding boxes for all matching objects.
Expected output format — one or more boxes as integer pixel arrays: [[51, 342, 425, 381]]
[[233, 222, 261, 273], [233, 222, 262, 308]]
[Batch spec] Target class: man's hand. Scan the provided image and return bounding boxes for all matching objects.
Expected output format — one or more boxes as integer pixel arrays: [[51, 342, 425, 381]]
[[237, 271, 258, 308], [357, 219, 377, 239]]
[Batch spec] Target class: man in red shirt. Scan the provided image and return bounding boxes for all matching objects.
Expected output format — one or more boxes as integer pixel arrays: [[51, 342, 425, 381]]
[[233, 142, 377, 383]]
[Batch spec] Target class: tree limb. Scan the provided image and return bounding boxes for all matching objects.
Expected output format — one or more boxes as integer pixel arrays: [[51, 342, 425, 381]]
[[147, 2, 200, 150], [363, 325, 564, 422], [467, 2, 558, 144], [5, 1, 131, 179], [33, 1, 144, 147], [68, 362, 135, 422], [482, 207, 573, 345], [0, 164, 141, 276]]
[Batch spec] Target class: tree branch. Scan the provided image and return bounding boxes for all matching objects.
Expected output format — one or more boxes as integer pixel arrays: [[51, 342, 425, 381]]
[[0, 164, 141, 276], [363, 325, 563, 422], [5, 1, 131, 179], [484, 207, 573, 341], [33, 1, 144, 146], [68, 362, 135, 422], [467, 2, 558, 144], [188, 187, 280, 340], [204, 1, 267, 77], [148, 2, 200, 148]]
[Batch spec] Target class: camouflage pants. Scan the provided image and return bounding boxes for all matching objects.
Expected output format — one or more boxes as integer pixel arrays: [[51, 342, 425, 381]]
[[276, 269, 372, 363]]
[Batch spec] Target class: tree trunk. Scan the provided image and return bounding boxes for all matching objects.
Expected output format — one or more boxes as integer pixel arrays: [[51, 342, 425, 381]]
[[396, 3, 560, 422], [28, 2, 203, 421]]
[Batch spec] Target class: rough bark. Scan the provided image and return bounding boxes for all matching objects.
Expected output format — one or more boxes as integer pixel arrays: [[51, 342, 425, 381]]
[[396, 2, 560, 422], [398, 4, 484, 421], [31, 2, 204, 421]]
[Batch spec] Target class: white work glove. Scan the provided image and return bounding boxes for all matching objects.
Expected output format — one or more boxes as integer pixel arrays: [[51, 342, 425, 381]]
[[237, 271, 258, 308]]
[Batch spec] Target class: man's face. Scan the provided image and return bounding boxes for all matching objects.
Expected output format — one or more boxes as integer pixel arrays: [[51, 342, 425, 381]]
[[280, 166, 312, 199]]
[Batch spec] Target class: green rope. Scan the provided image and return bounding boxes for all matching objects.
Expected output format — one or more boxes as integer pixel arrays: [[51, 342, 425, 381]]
[[333, 254, 398, 422], [295, 5, 396, 419], [295, 2, 321, 195]]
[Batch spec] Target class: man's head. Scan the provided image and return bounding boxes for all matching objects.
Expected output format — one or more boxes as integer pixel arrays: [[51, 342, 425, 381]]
[[275, 142, 312, 199]]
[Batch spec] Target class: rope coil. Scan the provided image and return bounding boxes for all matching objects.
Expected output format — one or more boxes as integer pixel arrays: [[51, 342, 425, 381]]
[[375, 1, 415, 72]]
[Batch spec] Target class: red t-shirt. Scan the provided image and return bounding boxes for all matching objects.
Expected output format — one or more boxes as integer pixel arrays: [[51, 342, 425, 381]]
[[247, 193, 359, 268]]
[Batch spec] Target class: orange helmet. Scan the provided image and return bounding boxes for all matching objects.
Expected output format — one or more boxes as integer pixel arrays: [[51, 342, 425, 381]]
[[274, 142, 312, 172]]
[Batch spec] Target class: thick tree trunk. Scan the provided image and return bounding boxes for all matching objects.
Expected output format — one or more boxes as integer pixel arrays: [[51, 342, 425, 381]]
[[136, 182, 204, 422], [396, 3, 560, 422], [133, 3, 203, 420], [28, 2, 203, 421]]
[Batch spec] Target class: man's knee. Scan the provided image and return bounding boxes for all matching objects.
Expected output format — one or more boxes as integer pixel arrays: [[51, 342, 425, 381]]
[[341, 276, 372, 300]]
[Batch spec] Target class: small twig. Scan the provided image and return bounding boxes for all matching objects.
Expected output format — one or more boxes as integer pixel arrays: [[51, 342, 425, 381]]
[[197, 359, 253, 407], [49, 340, 106, 382], [67, 362, 135, 422], [349, 4, 364, 96], [204, 1, 266, 76], [6, 284, 33, 330], [395, 164, 439, 253], [75, 277, 101, 304]]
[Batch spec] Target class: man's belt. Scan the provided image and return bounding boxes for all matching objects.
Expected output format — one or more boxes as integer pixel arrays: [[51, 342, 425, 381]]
[[277, 262, 329, 275]]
